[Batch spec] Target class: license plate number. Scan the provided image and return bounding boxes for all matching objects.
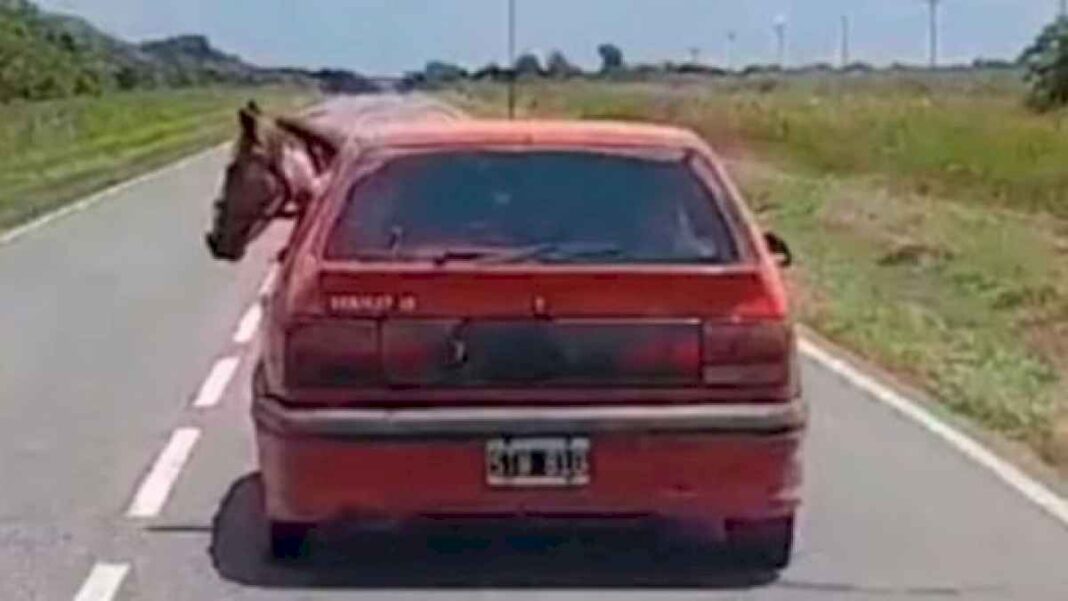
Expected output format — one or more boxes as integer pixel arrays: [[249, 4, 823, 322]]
[[486, 437, 590, 487]]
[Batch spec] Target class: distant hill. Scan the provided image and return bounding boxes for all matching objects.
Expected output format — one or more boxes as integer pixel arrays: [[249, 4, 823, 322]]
[[139, 35, 276, 86], [0, 0, 377, 102]]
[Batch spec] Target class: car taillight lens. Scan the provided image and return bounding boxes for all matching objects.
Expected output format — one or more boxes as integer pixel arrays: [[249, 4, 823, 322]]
[[702, 321, 794, 387], [285, 320, 380, 388]]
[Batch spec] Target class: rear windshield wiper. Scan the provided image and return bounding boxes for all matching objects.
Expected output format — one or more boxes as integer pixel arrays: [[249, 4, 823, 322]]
[[477, 242, 624, 265], [345, 247, 520, 265], [428, 243, 623, 266], [346, 242, 625, 266], [430, 249, 510, 266]]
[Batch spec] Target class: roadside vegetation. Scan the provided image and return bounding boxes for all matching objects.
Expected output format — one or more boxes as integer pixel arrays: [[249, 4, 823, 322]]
[[1, 0, 375, 101], [0, 0, 337, 232], [0, 87, 314, 231], [450, 75, 1068, 470]]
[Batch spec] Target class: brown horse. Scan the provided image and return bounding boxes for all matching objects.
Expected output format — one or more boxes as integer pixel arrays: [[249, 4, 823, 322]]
[[205, 103, 329, 261]]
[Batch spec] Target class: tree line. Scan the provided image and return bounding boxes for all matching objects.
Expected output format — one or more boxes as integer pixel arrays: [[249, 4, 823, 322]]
[[0, 0, 378, 103], [406, 24, 1068, 114], [402, 42, 1025, 88]]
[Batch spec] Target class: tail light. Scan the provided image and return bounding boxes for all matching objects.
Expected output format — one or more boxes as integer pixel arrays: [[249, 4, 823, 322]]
[[702, 321, 795, 389], [285, 320, 380, 388]]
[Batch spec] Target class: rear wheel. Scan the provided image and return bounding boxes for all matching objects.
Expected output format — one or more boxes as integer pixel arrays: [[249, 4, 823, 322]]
[[268, 521, 313, 561], [725, 516, 794, 570]]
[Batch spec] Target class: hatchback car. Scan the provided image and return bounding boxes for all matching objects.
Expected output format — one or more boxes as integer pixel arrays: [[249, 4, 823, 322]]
[[253, 120, 804, 568]]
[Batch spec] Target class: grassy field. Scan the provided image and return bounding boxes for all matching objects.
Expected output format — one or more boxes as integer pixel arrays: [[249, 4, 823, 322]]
[[449, 74, 1068, 469], [0, 86, 316, 231]]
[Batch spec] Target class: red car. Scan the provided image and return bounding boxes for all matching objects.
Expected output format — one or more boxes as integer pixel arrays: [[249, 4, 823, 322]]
[[253, 120, 804, 568]]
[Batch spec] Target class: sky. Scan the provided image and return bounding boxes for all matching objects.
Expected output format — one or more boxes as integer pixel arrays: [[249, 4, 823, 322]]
[[36, 0, 1062, 75]]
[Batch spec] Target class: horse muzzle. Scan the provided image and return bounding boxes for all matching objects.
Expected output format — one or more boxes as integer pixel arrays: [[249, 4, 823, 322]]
[[205, 231, 244, 262]]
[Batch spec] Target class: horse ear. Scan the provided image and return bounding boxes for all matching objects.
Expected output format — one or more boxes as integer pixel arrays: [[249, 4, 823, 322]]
[[246, 100, 262, 115], [238, 108, 258, 139]]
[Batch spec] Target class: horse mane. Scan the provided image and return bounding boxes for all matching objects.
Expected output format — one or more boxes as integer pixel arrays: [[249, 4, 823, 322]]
[[275, 116, 347, 172], [232, 100, 364, 175]]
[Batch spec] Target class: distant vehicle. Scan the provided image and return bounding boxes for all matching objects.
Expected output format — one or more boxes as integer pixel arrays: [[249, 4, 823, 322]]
[[251, 119, 805, 569]]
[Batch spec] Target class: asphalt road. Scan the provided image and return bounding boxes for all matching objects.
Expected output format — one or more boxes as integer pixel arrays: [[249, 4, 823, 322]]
[[2, 95, 1068, 600]]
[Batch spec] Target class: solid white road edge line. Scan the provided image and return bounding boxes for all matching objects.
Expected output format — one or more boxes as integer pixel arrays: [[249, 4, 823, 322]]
[[126, 428, 201, 519], [233, 303, 263, 345], [0, 143, 228, 248], [72, 562, 129, 601], [192, 356, 241, 409], [800, 337, 1068, 529]]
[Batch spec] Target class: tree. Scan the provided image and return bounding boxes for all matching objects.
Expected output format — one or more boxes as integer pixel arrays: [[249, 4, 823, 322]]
[[1020, 17, 1068, 111], [546, 50, 580, 78], [597, 43, 624, 73], [842, 61, 874, 74], [972, 58, 1015, 70], [115, 65, 144, 90], [514, 52, 543, 78], [423, 60, 468, 84], [472, 62, 506, 81]]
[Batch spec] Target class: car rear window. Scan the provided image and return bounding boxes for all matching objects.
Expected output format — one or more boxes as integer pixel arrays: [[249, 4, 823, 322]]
[[324, 151, 739, 265]]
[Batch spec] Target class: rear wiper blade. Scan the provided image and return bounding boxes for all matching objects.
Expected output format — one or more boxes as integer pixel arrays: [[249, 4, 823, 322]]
[[348, 247, 513, 265], [360, 243, 624, 266], [430, 249, 507, 266], [479, 242, 624, 264]]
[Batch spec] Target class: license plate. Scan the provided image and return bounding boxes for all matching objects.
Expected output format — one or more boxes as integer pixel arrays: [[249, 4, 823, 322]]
[[486, 437, 590, 487]]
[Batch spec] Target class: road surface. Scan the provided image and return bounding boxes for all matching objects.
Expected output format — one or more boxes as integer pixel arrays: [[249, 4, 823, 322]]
[[2, 95, 1068, 600]]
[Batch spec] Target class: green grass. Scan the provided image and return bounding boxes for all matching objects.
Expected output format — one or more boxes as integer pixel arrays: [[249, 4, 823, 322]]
[[450, 74, 1068, 218], [744, 165, 1063, 448], [0, 86, 317, 231], [451, 75, 1068, 465]]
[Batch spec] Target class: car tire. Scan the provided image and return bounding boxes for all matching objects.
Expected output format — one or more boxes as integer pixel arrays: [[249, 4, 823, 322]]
[[725, 516, 794, 570], [268, 521, 313, 561]]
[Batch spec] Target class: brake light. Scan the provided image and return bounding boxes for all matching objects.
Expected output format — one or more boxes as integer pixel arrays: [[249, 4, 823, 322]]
[[702, 321, 794, 388], [285, 320, 380, 388]]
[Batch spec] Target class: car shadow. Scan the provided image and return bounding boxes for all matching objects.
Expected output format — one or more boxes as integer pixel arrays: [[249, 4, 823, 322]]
[[211, 473, 780, 590]]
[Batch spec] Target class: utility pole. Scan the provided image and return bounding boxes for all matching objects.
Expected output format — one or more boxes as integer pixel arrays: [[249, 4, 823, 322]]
[[926, 0, 939, 68], [840, 15, 851, 67], [774, 15, 787, 68], [726, 30, 737, 70], [507, 0, 516, 118], [1061, 0, 1067, 19]]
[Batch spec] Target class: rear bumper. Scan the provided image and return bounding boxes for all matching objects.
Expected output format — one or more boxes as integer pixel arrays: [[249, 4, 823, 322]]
[[253, 396, 806, 438], [253, 396, 806, 527]]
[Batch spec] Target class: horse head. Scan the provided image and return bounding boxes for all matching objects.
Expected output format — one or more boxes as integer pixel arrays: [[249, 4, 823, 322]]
[[205, 105, 289, 261]]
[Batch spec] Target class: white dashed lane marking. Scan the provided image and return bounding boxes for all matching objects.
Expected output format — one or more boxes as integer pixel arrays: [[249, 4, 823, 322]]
[[72, 562, 129, 601], [191, 356, 240, 409], [233, 303, 263, 345], [126, 428, 201, 519], [258, 264, 279, 299]]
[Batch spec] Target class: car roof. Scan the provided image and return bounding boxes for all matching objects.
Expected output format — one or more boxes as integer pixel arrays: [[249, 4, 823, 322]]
[[348, 119, 707, 153]]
